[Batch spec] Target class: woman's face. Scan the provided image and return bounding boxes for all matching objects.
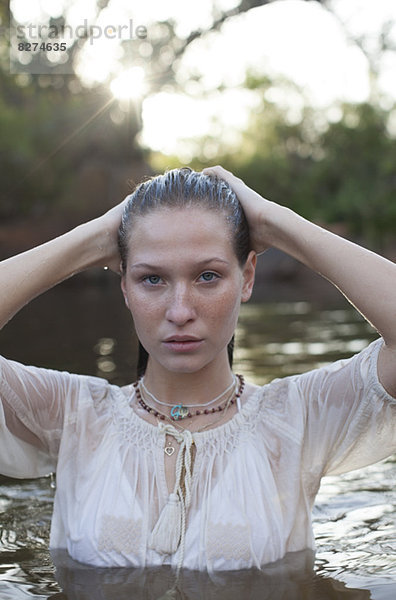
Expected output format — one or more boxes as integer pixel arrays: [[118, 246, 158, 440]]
[[121, 207, 256, 375]]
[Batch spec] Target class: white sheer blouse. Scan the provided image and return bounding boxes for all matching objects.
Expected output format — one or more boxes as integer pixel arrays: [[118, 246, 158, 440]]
[[1, 338, 395, 572]]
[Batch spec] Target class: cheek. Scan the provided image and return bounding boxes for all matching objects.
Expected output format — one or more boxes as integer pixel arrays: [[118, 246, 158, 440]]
[[127, 291, 161, 325], [205, 286, 242, 328]]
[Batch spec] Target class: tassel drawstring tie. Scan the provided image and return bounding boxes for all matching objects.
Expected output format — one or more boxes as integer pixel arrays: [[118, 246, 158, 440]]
[[149, 423, 194, 575]]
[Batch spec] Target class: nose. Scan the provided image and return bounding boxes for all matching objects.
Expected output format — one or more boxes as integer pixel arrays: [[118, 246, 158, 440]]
[[165, 284, 197, 326]]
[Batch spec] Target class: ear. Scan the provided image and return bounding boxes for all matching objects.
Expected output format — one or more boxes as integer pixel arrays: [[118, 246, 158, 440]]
[[120, 275, 130, 309], [241, 251, 257, 303]]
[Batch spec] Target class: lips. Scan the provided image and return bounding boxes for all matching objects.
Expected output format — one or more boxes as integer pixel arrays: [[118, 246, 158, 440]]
[[162, 336, 203, 352], [163, 335, 202, 342]]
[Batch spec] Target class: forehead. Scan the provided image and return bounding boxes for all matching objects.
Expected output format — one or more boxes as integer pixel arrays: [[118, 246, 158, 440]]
[[127, 207, 234, 262]]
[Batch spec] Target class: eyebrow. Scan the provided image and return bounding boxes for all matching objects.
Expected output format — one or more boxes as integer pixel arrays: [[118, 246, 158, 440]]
[[130, 258, 230, 270]]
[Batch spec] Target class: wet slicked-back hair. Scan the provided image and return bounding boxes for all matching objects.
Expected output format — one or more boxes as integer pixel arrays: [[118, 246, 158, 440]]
[[118, 167, 251, 377]]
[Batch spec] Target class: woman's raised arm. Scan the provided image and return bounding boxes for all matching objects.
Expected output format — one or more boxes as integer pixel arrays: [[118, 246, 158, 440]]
[[0, 200, 127, 331], [203, 165, 396, 397]]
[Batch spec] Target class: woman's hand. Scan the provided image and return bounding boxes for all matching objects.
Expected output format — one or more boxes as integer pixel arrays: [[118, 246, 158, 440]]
[[94, 196, 130, 273], [202, 165, 284, 255]]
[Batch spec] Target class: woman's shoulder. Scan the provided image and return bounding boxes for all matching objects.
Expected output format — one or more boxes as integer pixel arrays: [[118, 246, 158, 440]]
[[240, 376, 299, 429], [246, 337, 393, 429], [82, 374, 134, 405]]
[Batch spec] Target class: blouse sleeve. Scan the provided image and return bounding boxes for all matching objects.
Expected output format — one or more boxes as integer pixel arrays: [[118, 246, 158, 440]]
[[0, 355, 79, 478], [295, 338, 396, 477]]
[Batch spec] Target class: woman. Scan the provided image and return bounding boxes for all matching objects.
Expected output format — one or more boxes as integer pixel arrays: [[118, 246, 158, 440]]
[[0, 166, 395, 575]]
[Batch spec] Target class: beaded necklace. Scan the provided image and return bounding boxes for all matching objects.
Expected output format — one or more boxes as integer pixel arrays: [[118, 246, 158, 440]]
[[134, 374, 244, 423], [141, 375, 236, 410]]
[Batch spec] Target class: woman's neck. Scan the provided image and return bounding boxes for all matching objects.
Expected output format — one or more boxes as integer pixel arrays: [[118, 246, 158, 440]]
[[142, 353, 234, 407]]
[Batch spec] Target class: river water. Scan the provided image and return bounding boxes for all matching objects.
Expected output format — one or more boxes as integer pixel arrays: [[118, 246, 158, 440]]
[[0, 277, 395, 599]]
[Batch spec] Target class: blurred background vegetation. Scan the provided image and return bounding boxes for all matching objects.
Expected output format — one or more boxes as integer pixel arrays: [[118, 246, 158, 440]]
[[1, 0, 396, 255]]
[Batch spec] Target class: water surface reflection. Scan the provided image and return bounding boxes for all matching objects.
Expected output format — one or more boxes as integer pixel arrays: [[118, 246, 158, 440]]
[[48, 548, 371, 600]]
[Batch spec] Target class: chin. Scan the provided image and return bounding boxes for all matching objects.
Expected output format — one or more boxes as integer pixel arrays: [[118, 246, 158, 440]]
[[162, 361, 207, 375], [157, 353, 216, 375]]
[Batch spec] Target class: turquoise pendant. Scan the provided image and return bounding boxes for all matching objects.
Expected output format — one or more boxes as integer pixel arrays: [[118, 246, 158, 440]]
[[170, 404, 189, 420]]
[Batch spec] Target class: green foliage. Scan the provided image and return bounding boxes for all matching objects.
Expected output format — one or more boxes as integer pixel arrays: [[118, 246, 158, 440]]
[[0, 70, 142, 219], [0, 72, 70, 217], [186, 77, 396, 245], [308, 103, 396, 241]]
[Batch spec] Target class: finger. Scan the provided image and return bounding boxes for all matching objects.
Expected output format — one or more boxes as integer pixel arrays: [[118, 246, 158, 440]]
[[202, 165, 228, 177], [204, 168, 241, 192]]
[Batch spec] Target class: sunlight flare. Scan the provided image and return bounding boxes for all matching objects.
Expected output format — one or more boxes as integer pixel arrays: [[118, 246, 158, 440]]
[[110, 67, 146, 100]]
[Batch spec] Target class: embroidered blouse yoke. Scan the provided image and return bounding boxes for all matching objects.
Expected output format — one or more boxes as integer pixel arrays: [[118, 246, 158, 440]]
[[0, 339, 395, 571]]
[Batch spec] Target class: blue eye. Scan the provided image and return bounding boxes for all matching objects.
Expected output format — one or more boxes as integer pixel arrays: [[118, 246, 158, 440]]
[[144, 275, 162, 285], [200, 272, 218, 282]]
